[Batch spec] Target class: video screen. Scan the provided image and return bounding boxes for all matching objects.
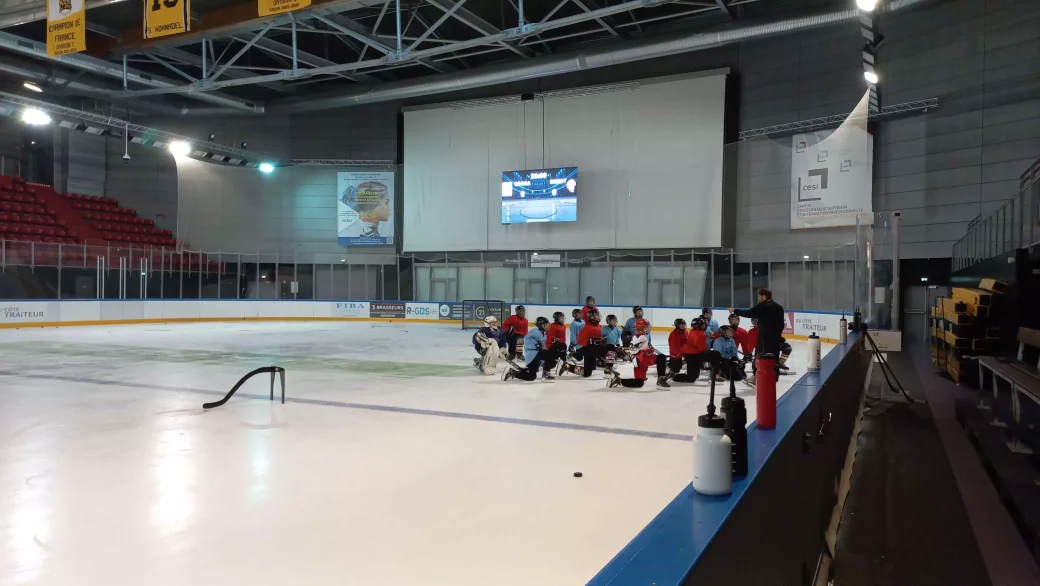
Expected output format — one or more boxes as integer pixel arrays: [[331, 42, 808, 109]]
[[501, 167, 578, 224]]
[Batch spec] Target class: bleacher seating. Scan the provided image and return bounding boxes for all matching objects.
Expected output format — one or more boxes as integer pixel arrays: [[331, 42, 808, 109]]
[[0, 175, 174, 248], [0, 178, 74, 244], [62, 192, 175, 247]]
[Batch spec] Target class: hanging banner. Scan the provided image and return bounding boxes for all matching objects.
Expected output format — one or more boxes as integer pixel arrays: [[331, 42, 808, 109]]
[[791, 126, 874, 229], [46, 0, 87, 57], [258, 0, 311, 17], [337, 171, 395, 247], [143, 0, 191, 39]]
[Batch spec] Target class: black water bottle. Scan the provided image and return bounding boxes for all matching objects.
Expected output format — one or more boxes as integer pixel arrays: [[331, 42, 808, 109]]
[[721, 363, 748, 477]]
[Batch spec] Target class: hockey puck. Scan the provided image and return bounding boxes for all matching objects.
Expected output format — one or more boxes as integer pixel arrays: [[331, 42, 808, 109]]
[[573, 472, 583, 478]]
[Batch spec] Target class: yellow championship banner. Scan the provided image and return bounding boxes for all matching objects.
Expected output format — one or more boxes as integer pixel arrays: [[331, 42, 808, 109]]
[[258, 0, 311, 17], [143, 0, 191, 39], [46, 0, 86, 57]]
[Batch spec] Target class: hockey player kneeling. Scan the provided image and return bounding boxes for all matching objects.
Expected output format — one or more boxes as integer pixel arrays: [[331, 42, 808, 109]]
[[502, 317, 558, 383], [472, 316, 508, 375]]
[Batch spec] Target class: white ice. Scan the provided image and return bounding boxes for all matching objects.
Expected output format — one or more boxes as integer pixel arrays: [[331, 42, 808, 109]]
[[0, 322, 830, 585]]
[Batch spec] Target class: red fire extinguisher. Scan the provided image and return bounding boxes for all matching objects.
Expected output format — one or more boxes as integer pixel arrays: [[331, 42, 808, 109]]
[[755, 353, 778, 429]]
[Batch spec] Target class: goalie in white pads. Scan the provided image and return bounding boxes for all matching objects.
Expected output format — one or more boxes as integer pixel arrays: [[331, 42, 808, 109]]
[[472, 316, 508, 375]]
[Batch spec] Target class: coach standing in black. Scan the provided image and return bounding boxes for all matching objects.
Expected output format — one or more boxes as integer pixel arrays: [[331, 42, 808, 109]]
[[728, 288, 785, 359]]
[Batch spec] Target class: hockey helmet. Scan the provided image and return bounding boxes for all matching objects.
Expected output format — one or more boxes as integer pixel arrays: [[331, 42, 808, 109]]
[[484, 315, 499, 328], [728, 313, 741, 327], [632, 305, 644, 317], [606, 314, 618, 325], [553, 311, 566, 324], [535, 316, 550, 330], [571, 308, 582, 319], [635, 318, 650, 333], [587, 309, 601, 324], [673, 318, 687, 329]]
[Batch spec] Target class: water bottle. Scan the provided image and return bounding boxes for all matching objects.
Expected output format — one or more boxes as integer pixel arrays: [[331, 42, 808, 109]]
[[807, 332, 821, 372], [692, 414, 733, 496], [839, 312, 848, 344]]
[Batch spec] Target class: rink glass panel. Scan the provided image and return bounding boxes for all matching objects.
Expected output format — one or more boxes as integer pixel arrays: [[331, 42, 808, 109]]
[[0, 241, 877, 313]]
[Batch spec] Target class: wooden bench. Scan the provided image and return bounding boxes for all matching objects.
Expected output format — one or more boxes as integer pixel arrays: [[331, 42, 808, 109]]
[[978, 327, 1040, 451]]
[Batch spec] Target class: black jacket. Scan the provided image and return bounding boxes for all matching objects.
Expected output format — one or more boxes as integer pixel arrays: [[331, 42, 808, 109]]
[[736, 300, 785, 356]]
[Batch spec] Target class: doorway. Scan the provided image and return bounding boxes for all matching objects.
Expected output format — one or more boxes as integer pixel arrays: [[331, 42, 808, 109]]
[[903, 285, 950, 345]]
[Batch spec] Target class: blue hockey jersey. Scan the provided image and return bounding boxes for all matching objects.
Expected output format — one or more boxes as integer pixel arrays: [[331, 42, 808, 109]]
[[523, 329, 546, 367], [569, 319, 584, 346], [602, 325, 623, 346], [713, 336, 739, 360], [472, 327, 506, 352]]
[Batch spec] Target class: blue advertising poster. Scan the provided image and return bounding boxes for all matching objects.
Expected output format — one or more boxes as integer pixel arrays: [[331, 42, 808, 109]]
[[337, 171, 395, 246]]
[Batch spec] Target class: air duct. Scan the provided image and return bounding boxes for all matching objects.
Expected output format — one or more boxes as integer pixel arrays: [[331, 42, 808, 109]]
[[0, 31, 264, 114], [262, 0, 930, 115]]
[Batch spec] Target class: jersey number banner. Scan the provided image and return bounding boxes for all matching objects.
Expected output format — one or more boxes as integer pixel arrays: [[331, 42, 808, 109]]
[[257, 0, 311, 17], [47, 0, 86, 57], [143, 0, 190, 39], [337, 172, 395, 247]]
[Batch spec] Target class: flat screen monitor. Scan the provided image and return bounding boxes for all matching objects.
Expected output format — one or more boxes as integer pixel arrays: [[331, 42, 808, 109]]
[[501, 167, 578, 224]]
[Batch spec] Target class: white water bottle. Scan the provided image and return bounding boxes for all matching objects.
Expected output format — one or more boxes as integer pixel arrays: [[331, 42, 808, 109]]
[[839, 313, 848, 344], [692, 414, 733, 496], [807, 332, 821, 372]]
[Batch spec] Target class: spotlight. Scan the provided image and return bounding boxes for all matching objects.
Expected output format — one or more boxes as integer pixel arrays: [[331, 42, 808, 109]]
[[856, 0, 878, 11], [803, 255, 810, 260], [168, 140, 191, 157], [20, 108, 51, 126], [208, 133, 216, 140], [240, 142, 248, 149], [864, 70, 879, 84], [258, 162, 275, 174], [23, 82, 42, 93], [921, 277, 929, 282], [30, 141, 35, 145]]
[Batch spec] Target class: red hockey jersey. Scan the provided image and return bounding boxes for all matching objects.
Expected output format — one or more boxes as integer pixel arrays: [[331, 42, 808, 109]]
[[502, 315, 529, 336], [667, 329, 687, 359], [546, 323, 567, 347]]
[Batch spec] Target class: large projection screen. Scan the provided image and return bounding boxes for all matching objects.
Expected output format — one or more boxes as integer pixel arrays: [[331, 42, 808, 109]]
[[403, 71, 727, 252]]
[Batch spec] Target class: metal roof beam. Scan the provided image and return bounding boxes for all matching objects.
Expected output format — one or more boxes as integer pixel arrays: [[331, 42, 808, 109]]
[[151, 46, 295, 93], [244, 35, 376, 82], [311, 10, 394, 55], [89, 0, 387, 56], [424, 0, 533, 58]]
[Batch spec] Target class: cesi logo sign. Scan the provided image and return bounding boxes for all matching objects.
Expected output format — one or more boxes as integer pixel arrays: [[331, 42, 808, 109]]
[[439, 304, 451, 317]]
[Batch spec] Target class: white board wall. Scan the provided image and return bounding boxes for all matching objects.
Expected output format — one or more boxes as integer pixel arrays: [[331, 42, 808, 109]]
[[403, 72, 728, 252]]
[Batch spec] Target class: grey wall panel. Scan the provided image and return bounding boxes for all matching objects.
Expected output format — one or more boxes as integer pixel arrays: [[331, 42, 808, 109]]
[[65, 131, 106, 196], [175, 159, 394, 263], [104, 140, 178, 232], [138, 0, 1038, 263]]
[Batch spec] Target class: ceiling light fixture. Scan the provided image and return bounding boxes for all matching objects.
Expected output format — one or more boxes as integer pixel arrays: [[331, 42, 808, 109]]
[[168, 141, 191, 157], [20, 108, 51, 126], [23, 82, 42, 93]]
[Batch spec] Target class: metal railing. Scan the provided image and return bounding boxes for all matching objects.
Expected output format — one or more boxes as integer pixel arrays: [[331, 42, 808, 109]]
[[952, 156, 1040, 271]]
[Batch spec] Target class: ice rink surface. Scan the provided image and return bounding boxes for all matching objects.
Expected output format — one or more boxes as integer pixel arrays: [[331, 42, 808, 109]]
[[0, 321, 830, 585]]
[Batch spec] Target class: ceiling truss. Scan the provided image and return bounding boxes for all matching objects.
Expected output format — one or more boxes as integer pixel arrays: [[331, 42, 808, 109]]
[[0, 0, 752, 109]]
